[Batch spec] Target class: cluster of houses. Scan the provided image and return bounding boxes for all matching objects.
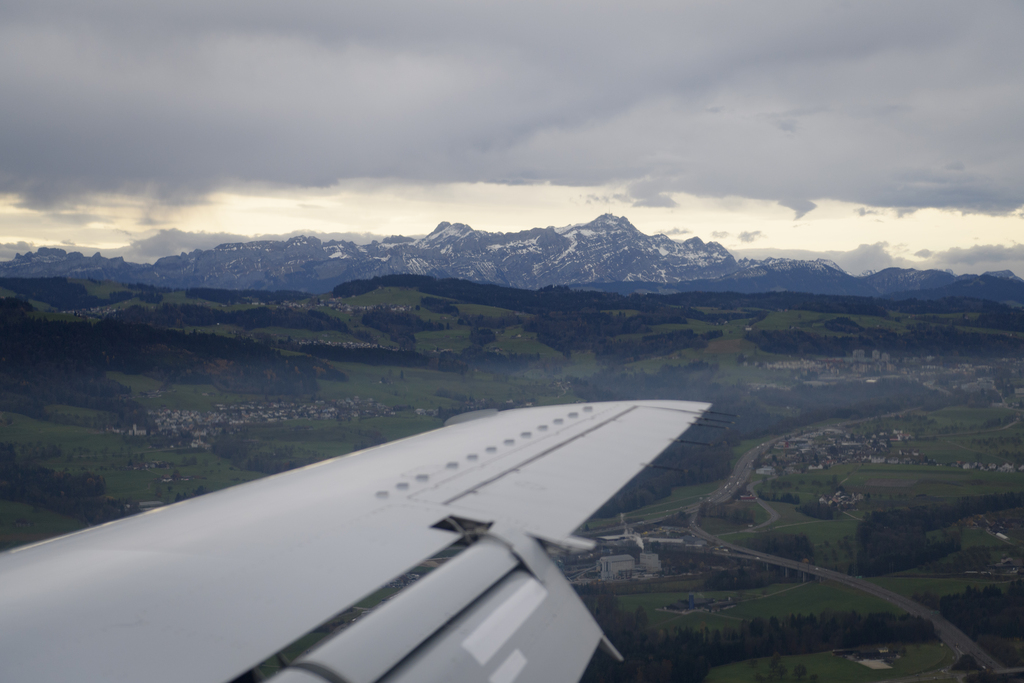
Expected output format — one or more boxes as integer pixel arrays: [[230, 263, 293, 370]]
[[816, 491, 864, 509], [967, 514, 1023, 541], [294, 339, 388, 350], [754, 427, 911, 473], [124, 459, 172, 471], [944, 460, 1022, 472], [833, 647, 898, 669], [134, 397, 396, 446], [988, 557, 1023, 574], [755, 424, 1024, 474], [759, 349, 897, 377], [312, 301, 413, 315], [755, 353, 1024, 407], [664, 594, 735, 614]]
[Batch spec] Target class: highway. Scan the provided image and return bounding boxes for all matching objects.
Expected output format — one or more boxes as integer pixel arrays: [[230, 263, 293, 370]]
[[687, 522, 1001, 670], [589, 409, 1003, 670], [685, 434, 1003, 671]]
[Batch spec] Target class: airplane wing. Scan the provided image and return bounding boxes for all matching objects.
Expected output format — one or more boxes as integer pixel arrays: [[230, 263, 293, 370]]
[[0, 399, 710, 683]]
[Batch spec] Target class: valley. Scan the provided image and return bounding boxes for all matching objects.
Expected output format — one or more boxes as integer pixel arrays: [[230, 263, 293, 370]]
[[3, 274, 1024, 681]]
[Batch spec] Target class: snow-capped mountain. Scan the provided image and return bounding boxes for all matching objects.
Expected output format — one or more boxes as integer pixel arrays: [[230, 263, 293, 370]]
[[0, 215, 737, 291], [1, 214, 1021, 303], [394, 214, 738, 288], [0, 247, 149, 282], [860, 267, 958, 294], [671, 257, 873, 296]]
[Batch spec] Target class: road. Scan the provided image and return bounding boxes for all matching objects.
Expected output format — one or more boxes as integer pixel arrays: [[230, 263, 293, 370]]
[[687, 522, 1001, 670], [746, 493, 780, 531], [683, 417, 1004, 671]]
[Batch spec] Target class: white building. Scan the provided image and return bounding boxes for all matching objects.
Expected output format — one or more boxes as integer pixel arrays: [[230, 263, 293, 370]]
[[638, 552, 662, 573], [755, 466, 775, 476], [598, 555, 635, 581]]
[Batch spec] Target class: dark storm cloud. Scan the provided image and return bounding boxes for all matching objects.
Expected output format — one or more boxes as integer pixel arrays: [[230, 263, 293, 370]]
[[632, 194, 678, 209], [1, 1, 1022, 213], [779, 200, 817, 220]]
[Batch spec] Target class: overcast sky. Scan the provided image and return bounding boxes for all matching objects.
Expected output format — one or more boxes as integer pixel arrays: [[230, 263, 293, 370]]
[[1, 1, 1022, 274]]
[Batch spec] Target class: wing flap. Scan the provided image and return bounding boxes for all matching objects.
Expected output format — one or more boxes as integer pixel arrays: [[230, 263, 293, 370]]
[[298, 537, 520, 683], [296, 532, 606, 683], [379, 567, 601, 683]]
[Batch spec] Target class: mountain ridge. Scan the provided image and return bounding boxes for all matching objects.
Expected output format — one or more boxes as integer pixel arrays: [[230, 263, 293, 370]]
[[2, 214, 1021, 303]]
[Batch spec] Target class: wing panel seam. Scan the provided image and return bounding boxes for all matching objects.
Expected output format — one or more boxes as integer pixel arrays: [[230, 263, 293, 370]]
[[441, 406, 638, 506], [289, 661, 354, 683]]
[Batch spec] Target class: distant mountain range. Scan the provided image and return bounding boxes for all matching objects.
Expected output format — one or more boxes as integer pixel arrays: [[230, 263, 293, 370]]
[[2, 214, 1022, 303]]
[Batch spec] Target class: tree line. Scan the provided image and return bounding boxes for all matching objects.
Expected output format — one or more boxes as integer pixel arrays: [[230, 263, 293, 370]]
[[856, 492, 1024, 576], [360, 308, 444, 349], [0, 299, 346, 429], [0, 444, 132, 523], [577, 587, 935, 683], [745, 324, 1024, 358], [939, 581, 1024, 667], [0, 277, 137, 310], [116, 303, 350, 333]]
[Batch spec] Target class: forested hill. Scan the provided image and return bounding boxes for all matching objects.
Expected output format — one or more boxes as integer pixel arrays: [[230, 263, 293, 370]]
[[335, 273, 1021, 318], [0, 298, 344, 425], [2, 273, 1020, 319]]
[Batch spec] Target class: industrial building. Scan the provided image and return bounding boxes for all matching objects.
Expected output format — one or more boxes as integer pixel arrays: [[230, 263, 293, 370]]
[[638, 552, 661, 573], [598, 552, 662, 580], [598, 554, 635, 581]]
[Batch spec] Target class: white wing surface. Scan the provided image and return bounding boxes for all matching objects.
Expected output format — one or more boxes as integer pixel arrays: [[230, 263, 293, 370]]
[[0, 400, 709, 683]]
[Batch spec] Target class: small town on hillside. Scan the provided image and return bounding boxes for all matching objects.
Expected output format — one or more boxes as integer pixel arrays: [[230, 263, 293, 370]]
[[109, 397, 409, 447]]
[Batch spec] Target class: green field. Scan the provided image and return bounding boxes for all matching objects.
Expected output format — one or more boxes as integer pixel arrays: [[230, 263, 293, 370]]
[[616, 582, 830, 630], [727, 514, 860, 572], [336, 287, 428, 307], [616, 592, 711, 629], [0, 412, 135, 454], [960, 526, 1012, 549], [0, 500, 85, 551], [618, 580, 902, 634], [867, 575, 1015, 600], [586, 481, 723, 529], [846, 464, 1024, 499], [706, 642, 954, 683], [759, 461, 1024, 504], [727, 581, 900, 620], [702, 503, 772, 535]]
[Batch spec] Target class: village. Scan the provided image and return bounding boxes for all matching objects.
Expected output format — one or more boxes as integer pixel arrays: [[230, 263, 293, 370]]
[[106, 397, 400, 447], [755, 425, 1024, 475]]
